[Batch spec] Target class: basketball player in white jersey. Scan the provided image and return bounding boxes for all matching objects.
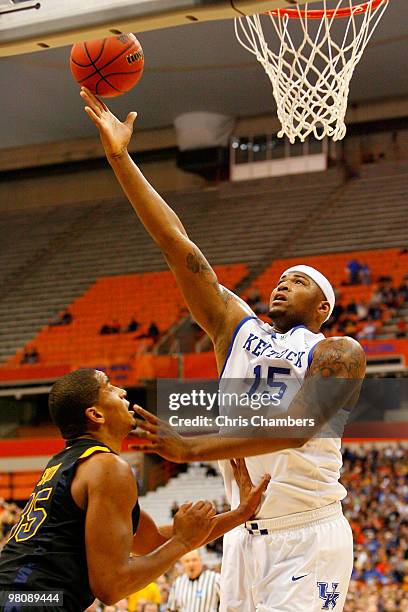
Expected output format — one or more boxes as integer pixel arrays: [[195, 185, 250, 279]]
[[81, 88, 366, 612]]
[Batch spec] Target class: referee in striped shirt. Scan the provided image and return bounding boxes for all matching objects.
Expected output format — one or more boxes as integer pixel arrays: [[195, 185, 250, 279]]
[[167, 550, 220, 611]]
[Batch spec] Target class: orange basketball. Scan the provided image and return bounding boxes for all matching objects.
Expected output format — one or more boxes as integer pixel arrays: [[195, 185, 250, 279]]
[[70, 33, 144, 98]]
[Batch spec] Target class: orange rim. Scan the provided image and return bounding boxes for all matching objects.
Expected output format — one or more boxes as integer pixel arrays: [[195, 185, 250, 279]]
[[268, 0, 388, 20]]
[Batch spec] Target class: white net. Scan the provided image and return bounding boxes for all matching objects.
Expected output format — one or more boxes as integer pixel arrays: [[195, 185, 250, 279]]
[[235, 0, 389, 143]]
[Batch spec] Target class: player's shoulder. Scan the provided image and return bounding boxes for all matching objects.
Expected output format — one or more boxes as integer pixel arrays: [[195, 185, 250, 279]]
[[316, 335, 365, 354], [81, 451, 133, 485], [309, 335, 366, 377]]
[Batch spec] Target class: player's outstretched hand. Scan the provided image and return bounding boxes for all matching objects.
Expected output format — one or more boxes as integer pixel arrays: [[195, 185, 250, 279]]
[[172, 501, 216, 551], [80, 86, 137, 158], [130, 406, 192, 463], [230, 458, 270, 519]]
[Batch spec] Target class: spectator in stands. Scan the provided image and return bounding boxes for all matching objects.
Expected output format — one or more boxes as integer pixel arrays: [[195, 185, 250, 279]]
[[206, 534, 223, 556], [136, 322, 160, 344], [61, 309, 73, 325], [398, 277, 408, 302], [99, 320, 121, 335], [147, 322, 160, 343], [346, 258, 362, 285], [246, 288, 268, 314], [20, 345, 39, 365], [357, 320, 377, 340], [158, 584, 170, 612], [379, 283, 399, 310], [367, 306, 381, 322], [246, 288, 261, 308], [49, 309, 73, 326], [155, 575, 172, 611], [356, 300, 369, 320], [0, 500, 22, 548], [342, 443, 408, 611], [331, 301, 344, 323], [205, 464, 218, 477], [142, 604, 159, 612], [378, 274, 393, 284], [324, 278, 407, 340], [396, 318, 407, 338], [346, 300, 358, 316], [168, 550, 220, 612], [360, 262, 371, 285], [126, 316, 140, 333], [343, 319, 358, 338], [110, 320, 121, 334], [128, 582, 161, 612], [30, 346, 40, 364]]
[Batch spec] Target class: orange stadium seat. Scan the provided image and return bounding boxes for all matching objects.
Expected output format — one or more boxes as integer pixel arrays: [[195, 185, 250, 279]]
[[3, 264, 247, 371], [250, 248, 408, 304], [183, 352, 218, 379]]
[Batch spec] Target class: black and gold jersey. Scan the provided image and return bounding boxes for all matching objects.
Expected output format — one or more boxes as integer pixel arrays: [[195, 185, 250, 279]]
[[0, 437, 140, 611]]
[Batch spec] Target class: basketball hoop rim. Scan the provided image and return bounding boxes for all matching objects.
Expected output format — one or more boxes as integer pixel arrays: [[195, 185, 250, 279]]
[[268, 0, 388, 20]]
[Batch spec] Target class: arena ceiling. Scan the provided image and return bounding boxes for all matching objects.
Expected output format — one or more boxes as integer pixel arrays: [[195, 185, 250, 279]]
[[0, 0, 407, 150]]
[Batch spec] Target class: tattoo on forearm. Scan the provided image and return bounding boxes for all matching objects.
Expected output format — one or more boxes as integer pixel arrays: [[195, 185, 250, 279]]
[[186, 251, 212, 276], [308, 338, 366, 379], [186, 250, 232, 307]]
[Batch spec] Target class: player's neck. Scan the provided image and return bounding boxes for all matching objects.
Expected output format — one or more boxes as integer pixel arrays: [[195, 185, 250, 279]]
[[271, 319, 321, 335], [75, 431, 122, 454], [272, 323, 320, 334], [271, 323, 291, 334], [96, 431, 122, 453]]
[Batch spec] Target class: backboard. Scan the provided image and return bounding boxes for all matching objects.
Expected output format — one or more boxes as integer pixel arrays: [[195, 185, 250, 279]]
[[0, 1, 313, 57]]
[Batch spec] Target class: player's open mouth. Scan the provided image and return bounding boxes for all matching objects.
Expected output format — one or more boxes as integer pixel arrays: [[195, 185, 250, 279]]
[[272, 293, 287, 304]]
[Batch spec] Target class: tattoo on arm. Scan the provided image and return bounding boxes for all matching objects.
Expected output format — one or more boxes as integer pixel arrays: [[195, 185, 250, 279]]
[[308, 338, 366, 379], [186, 250, 233, 307], [186, 251, 213, 276]]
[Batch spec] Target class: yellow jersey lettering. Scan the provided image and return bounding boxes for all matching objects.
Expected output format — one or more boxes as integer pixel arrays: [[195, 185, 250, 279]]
[[37, 463, 62, 487], [14, 487, 53, 543]]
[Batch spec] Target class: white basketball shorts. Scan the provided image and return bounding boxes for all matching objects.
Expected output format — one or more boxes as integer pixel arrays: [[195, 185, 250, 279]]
[[220, 502, 353, 612]]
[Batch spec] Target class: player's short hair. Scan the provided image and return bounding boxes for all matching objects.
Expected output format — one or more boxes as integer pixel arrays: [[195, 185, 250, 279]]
[[49, 368, 101, 439]]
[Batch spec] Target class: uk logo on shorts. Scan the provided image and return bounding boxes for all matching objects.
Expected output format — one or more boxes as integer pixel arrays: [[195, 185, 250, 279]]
[[317, 582, 340, 609]]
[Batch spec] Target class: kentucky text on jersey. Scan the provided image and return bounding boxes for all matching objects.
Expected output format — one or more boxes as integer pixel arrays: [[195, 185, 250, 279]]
[[243, 332, 306, 367]]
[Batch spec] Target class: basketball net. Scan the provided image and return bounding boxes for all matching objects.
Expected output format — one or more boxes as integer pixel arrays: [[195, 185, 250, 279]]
[[235, 0, 389, 143]]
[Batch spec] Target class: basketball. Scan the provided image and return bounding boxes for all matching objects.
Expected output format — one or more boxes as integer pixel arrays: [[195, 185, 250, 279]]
[[70, 33, 144, 98]]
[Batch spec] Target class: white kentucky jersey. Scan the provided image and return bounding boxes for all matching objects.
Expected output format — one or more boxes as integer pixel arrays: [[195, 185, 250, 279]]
[[218, 315, 348, 519]]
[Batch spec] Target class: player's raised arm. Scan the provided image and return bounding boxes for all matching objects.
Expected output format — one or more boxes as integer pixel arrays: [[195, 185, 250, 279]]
[[80, 88, 249, 349]]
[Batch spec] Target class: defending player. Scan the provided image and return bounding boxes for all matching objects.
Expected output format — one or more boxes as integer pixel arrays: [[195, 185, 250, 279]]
[[0, 368, 269, 612], [81, 88, 366, 611]]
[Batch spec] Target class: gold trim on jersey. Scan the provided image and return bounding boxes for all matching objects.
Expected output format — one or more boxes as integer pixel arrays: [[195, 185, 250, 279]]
[[79, 445, 111, 459]]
